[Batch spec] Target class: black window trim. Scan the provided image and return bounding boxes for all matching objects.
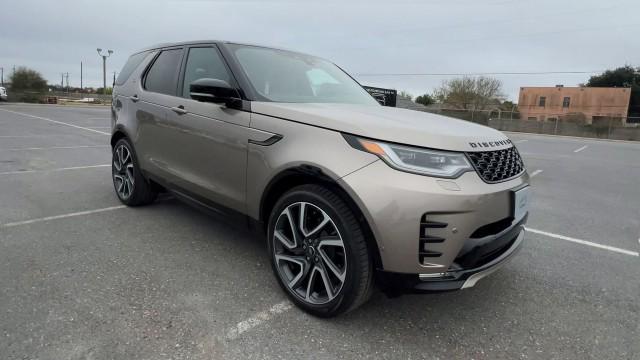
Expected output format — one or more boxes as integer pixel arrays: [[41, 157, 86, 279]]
[[177, 43, 242, 99], [141, 46, 186, 97]]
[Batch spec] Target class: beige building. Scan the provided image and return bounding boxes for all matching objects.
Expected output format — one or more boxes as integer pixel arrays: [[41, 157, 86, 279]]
[[518, 86, 631, 124]]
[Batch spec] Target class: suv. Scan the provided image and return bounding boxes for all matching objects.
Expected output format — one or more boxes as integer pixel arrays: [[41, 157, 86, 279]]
[[111, 41, 530, 317], [0, 87, 7, 101]]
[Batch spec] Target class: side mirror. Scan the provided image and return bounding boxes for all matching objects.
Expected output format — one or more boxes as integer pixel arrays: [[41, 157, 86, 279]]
[[189, 78, 240, 107]]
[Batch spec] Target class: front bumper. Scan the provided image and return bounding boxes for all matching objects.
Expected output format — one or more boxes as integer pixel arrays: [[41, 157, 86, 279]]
[[338, 159, 529, 275], [378, 218, 525, 293]]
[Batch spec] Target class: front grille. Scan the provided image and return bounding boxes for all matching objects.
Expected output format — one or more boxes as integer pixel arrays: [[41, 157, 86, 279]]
[[466, 146, 524, 183]]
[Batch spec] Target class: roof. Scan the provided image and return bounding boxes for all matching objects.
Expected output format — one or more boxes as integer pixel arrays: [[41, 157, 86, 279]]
[[132, 40, 321, 59]]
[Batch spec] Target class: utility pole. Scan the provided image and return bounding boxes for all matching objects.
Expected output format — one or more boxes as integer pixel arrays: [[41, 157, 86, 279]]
[[80, 62, 83, 90], [1, 67, 3, 86], [60, 72, 69, 93], [96, 48, 113, 95]]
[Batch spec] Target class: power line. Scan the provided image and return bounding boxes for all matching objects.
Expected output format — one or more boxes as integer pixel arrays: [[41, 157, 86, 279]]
[[355, 71, 604, 77]]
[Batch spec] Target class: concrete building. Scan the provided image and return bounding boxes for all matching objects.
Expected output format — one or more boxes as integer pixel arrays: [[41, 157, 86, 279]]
[[518, 86, 632, 125]]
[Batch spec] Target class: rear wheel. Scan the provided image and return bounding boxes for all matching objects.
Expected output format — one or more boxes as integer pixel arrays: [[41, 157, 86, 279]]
[[267, 184, 373, 317], [112, 138, 157, 206]]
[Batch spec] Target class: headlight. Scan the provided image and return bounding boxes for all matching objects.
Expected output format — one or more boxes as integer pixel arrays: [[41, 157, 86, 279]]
[[344, 134, 473, 178]]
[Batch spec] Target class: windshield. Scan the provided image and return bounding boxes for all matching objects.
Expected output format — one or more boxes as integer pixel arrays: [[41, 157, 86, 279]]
[[229, 44, 379, 105]]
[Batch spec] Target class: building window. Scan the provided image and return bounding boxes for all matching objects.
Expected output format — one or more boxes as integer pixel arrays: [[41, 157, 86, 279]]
[[562, 97, 570, 108], [539, 96, 546, 107]]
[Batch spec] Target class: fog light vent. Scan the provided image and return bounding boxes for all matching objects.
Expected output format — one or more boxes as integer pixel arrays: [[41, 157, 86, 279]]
[[418, 214, 447, 263]]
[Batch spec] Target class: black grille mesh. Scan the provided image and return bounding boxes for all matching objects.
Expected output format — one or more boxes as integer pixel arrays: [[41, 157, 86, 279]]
[[466, 146, 524, 183]]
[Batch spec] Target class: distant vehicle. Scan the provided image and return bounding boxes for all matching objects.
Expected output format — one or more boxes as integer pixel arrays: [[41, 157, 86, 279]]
[[111, 41, 530, 317], [0, 87, 7, 101]]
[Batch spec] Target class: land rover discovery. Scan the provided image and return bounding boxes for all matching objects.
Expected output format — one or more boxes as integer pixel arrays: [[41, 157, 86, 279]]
[[111, 41, 530, 317]]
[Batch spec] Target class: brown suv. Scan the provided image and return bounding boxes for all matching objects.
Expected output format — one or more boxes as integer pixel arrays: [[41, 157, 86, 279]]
[[111, 41, 530, 317]]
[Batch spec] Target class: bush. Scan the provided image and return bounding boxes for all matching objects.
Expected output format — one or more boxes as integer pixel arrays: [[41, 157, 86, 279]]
[[10, 67, 47, 92]]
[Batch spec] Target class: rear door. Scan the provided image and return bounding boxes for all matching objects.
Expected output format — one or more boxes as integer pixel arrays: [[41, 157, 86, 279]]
[[164, 45, 250, 213], [136, 47, 185, 182]]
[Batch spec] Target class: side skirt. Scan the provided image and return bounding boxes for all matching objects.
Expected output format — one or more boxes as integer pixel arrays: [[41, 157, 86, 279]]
[[145, 172, 265, 237]]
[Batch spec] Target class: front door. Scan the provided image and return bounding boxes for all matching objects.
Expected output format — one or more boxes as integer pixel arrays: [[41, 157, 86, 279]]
[[165, 45, 250, 213]]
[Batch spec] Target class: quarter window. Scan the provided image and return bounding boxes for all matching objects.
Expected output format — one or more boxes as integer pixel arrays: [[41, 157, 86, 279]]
[[115, 51, 149, 86], [538, 96, 546, 107], [182, 47, 232, 98], [144, 49, 183, 96]]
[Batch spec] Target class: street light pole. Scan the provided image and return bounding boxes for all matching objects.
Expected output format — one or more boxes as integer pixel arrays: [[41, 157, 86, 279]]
[[96, 48, 113, 95]]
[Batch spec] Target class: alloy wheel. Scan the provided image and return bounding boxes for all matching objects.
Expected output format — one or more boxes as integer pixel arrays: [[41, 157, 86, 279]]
[[273, 202, 347, 305], [112, 144, 135, 200]]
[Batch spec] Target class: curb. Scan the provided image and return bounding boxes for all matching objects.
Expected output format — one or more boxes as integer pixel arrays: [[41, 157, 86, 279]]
[[0, 102, 111, 109]]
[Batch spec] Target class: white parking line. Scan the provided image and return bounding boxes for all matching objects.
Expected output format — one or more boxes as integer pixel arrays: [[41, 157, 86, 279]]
[[1, 145, 109, 151], [515, 139, 529, 143], [527, 228, 639, 257], [0, 164, 110, 176], [0, 108, 110, 135], [226, 301, 292, 340], [573, 145, 588, 153], [530, 169, 543, 178], [0, 205, 126, 228]]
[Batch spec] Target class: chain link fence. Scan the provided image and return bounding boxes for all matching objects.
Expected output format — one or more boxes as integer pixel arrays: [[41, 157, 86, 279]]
[[422, 108, 640, 141]]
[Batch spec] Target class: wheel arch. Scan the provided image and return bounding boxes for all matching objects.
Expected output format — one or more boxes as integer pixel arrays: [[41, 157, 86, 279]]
[[110, 127, 130, 148], [260, 165, 384, 270]]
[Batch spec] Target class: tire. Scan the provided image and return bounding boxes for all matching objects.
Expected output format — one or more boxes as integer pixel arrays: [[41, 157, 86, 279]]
[[267, 184, 374, 317], [111, 138, 157, 206]]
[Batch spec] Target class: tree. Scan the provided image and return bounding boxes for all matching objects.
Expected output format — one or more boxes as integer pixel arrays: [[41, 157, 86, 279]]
[[415, 93, 436, 106], [434, 76, 504, 110], [398, 90, 413, 99], [95, 87, 113, 95], [9, 67, 47, 92], [500, 100, 517, 111], [586, 65, 640, 116]]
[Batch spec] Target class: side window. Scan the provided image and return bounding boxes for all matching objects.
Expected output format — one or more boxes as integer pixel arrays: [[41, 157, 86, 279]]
[[182, 47, 232, 98], [115, 51, 149, 86], [144, 49, 183, 96], [538, 96, 546, 107]]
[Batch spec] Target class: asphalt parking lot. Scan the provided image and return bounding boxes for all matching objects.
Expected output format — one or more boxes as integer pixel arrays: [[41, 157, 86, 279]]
[[0, 104, 638, 360]]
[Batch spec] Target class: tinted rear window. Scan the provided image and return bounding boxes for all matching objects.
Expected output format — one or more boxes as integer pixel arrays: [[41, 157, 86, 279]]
[[144, 49, 183, 96], [115, 51, 149, 86]]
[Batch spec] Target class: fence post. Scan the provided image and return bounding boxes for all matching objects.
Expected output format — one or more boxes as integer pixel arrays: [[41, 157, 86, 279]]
[[608, 116, 612, 139]]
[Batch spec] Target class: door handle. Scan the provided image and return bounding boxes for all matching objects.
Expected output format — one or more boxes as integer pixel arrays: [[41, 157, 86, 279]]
[[171, 105, 187, 115], [129, 95, 139, 102]]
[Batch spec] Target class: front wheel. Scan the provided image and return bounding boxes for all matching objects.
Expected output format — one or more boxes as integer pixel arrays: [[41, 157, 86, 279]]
[[111, 138, 157, 206], [267, 184, 374, 317]]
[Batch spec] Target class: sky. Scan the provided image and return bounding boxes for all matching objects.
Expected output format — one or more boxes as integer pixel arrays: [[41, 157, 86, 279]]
[[1, 0, 638, 100]]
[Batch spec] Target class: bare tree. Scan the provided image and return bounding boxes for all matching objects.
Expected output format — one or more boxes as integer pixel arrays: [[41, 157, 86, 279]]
[[398, 90, 413, 99], [434, 76, 504, 110]]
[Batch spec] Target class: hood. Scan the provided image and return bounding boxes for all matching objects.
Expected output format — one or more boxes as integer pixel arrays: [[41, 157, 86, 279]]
[[251, 102, 512, 152]]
